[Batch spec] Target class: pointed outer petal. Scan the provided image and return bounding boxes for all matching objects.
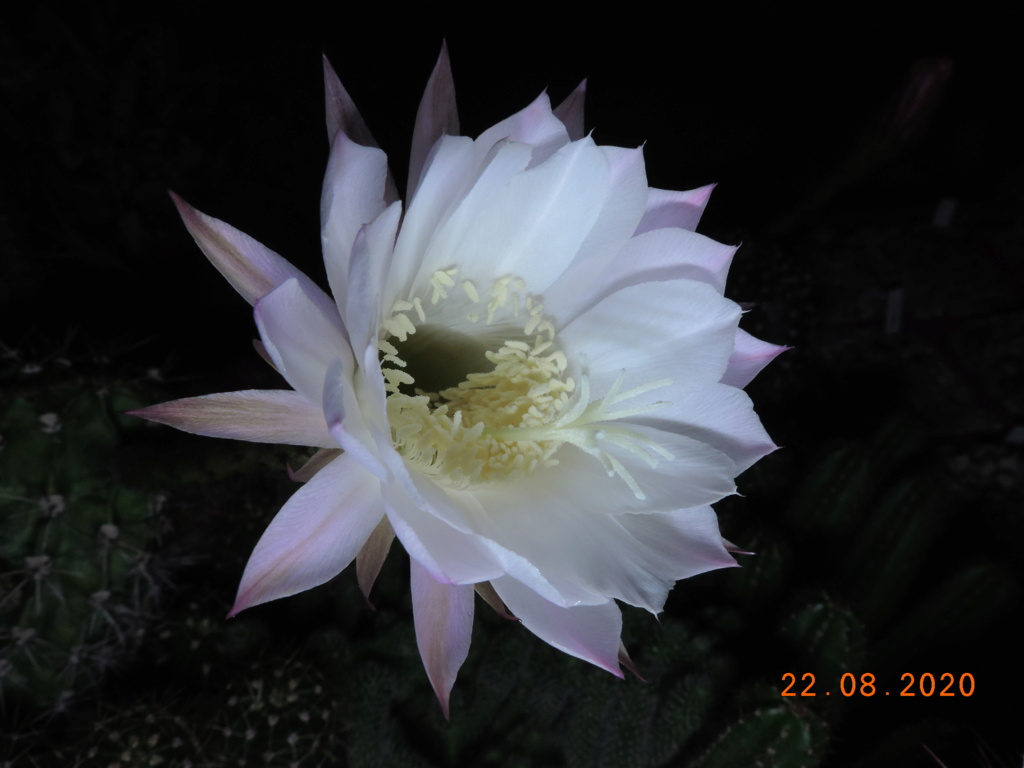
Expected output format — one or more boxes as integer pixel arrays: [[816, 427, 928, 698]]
[[553, 79, 587, 141], [253, 339, 279, 372], [322, 359, 388, 479], [255, 278, 352, 405], [465, 432, 736, 610], [473, 91, 571, 168], [344, 202, 401, 354], [408, 42, 459, 201], [550, 227, 736, 326], [491, 575, 624, 677], [375, 444, 566, 603], [323, 55, 377, 148], [421, 137, 611, 297], [721, 329, 789, 389], [542, 146, 651, 314], [411, 560, 475, 719], [618, 643, 645, 681], [723, 538, 755, 556], [627, 382, 778, 473], [229, 454, 383, 616], [635, 184, 716, 234], [129, 390, 334, 448], [289, 448, 341, 483], [321, 130, 390, 319], [475, 582, 515, 620], [355, 515, 395, 604], [169, 193, 340, 324], [559, 277, 741, 401]]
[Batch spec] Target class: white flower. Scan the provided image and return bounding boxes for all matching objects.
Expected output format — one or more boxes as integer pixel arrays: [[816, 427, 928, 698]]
[[132, 46, 783, 716]]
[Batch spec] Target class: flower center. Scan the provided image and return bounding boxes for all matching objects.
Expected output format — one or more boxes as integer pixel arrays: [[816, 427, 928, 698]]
[[379, 269, 575, 487], [378, 269, 675, 496]]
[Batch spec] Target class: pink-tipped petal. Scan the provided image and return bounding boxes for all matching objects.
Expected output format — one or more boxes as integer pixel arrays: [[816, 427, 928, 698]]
[[635, 184, 716, 234], [553, 79, 587, 141], [411, 560, 475, 719], [475, 582, 515, 620], [169, 192, 337, 321], [322, 55, 377, 148], [492, 576, 624, 677], [618, 642, 646, 681], [322, 57, 399, 207], [721, 329, 789, 389], [355, 516, 395, 606], [474, 91, 570, 167], [130, 390, 334, 448], [229, 454, 382, 616], [408, 42, 459, 200]]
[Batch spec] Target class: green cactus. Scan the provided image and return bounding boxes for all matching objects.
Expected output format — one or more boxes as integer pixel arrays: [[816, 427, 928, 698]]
[[0, 354, 167, 717]]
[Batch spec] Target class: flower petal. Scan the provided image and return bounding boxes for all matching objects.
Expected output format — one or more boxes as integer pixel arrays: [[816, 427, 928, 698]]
[[465, 432, 736, 610], [322, 359, 388, 479], [491, 576, 624, 677], [721, 329, 788, 389], [356, 516, 395, 604], [473, 91, 570, 167], [170, 192, 339, 322], [635, 183, 715, 234], [553, 80, 587, 141], [322, 55, 377, 148], [425, 137, 611, 296], [551, 227, 736, 325], [629, 382, 778, 473], [344, 201, 402, 354], [560, 277, 741, 400], [229, 454, 382, 616], [411, 560, 474, 719], [129, 390, 333, 448], [254, 278, 351, 404], [321, 131, 391, 319], [409, 42, 459, 200]]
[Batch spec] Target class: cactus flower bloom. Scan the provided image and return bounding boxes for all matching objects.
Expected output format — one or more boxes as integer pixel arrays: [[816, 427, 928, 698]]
[[133, 47, 782, 716]]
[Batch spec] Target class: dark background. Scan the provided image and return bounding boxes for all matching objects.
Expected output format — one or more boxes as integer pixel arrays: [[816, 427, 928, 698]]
[[2, 4, 1021, 767]]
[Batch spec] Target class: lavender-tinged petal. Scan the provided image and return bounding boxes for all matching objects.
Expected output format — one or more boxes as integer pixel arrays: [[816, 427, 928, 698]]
[[411, 560, 475, 719], [344, 201, 401, 354], [473, 91, 570, 168], [408, 42, 459, 200], [289, 448, 341, 483], [356, 516, 395, 605], [721, 329, 789, 389], [229, 454, 382, 616], [130, 390, 334, 448], [553, 79, 587, 141], [321, 132, 390, 320], [322, 359, 388, 479], [635, 184, 716, 234], [170, 193, 341, 328], [254, 279, 351, 405], [492, 576, 624, 677], [475, 582, 514, 619], [323, 54, 377, 148]]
